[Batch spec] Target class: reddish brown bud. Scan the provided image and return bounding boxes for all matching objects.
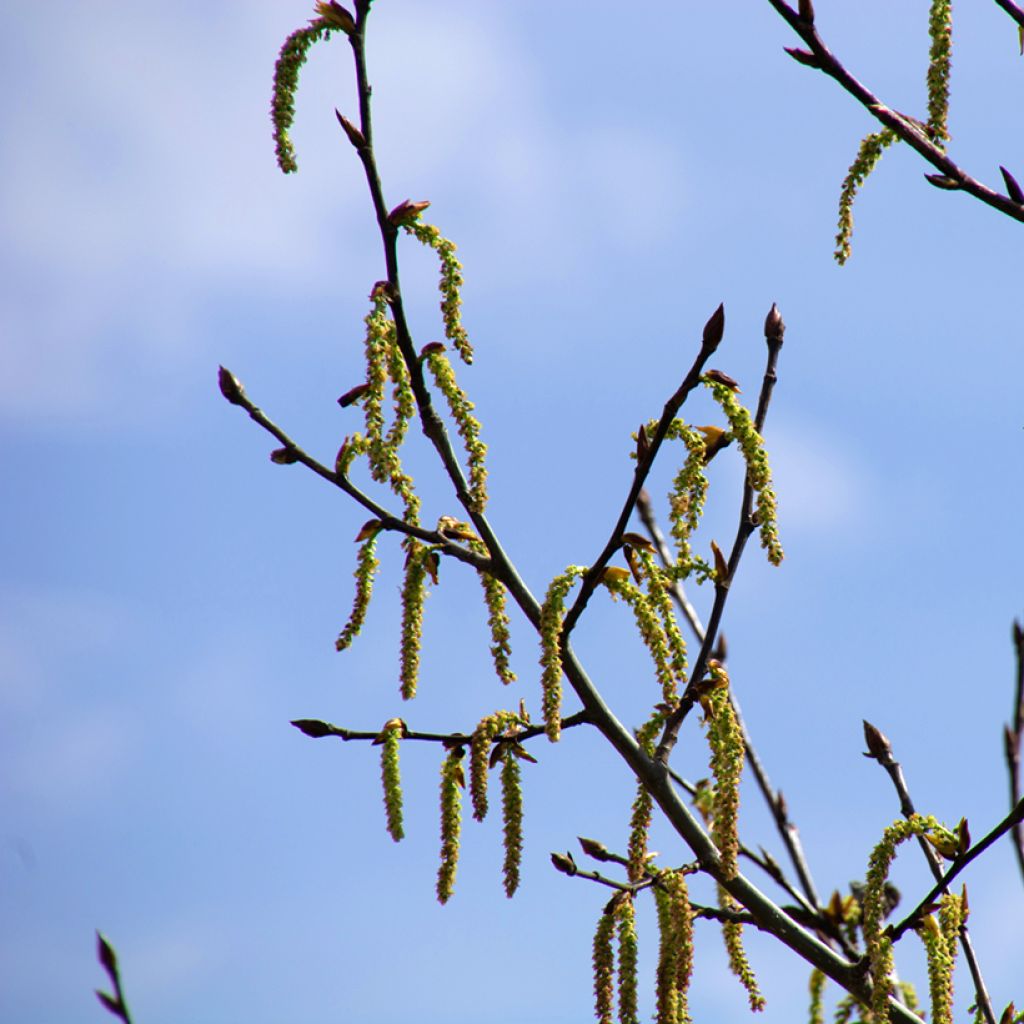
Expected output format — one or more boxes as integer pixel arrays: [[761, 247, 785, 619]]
[[550, 851, 578, 876], [270, 447, 300, 465], [798, 0, 815, 22], [621, 532, 655, 553], [96, 932, 118, 976], [291, 718, 335, 738], [419, 341, 446, 359], [703, 368, 740, 392], [862, 720, 893, 761], [764, 302, 785, 341], [578, 836, 613, 862], [338, 382, 370, 408], [636, 422, 650, 461], [710, 539, 729, 581], [218, 365, 246, 406], [355, 519, 381, 542], [1000, 166, 1024, 205], [334, 108, 366, 149], [924, 173, 961, 191], [702, 303, 726, 350], [784, 47, 822, 68], [387, 199, 431, 226]]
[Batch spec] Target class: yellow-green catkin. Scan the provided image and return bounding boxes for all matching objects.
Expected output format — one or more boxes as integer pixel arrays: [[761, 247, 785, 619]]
[[404, 221, 473, 364], [926, 0, 953, 146], [654, 869, 694, 1024], [863, 814, 942, 1023], [469, 710, 519, 822], [919, 890, 964, 1024], [423, 347, 488, 512], [704, 671, 743, 879], [635, 548, 688, 693], [808, 968, 826, 1024], [270, 18, 333, 174], [500, 745, 524, 897], [539, 566, 587, 741], [399, 540, 430, 700], [379, 721, 404, 842], [626, 716, 661, 883], [593, 900, 618, 1024], [719, 884, 766, 1013], [835, 128, 897, 265], [616, 894, 640, 1024], [384, 341, 415, 471], [601, 572, 679, 704], [436, 746, 465, 904], [665, 420, 710, 572], [703, 380, 783, 566], [336, 532, 380, 652], [477, 565, 516, 685]]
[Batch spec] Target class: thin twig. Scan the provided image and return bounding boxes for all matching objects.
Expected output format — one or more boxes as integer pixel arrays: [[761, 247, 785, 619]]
[[1006, 619, 1024, 884], [766, 0, 1024, 224], [654, 316, 785, 765], [993, 0, 1024, 29], [862, 722, 997, 1024], [889, 796, 1024, 943]]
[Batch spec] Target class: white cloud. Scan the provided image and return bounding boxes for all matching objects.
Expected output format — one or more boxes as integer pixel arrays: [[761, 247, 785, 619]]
[[2, 2, 688, 426]]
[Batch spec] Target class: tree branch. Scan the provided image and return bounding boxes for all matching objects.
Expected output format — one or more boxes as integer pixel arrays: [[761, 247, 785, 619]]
[[1006, 619, 1024, 884]]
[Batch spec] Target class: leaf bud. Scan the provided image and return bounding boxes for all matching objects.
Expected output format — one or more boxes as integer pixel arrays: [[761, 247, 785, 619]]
[[798, 0, 815, 23], [218, 365, 246, 406], [387, 199, 431, 226], [578, 836, 613, 862], [338, 382, 370, 408], [96, 932, 118, 975], [550, 851, 578, 876], [315, 1, 357, 33], [702, 303, 726, 350], [784, 47, 822, 69], [862, 719, 893, 761], [1000, 166, 1024, 205], [924, 173, 961, 191], [764, 302, 785, 341], [703, 369, 740, 392], [334, 108, 366, 148], [291, 718, 335, 738]]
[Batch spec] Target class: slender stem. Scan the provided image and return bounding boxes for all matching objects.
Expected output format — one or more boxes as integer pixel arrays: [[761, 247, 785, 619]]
[[864, 728, 997, 1024], [766, 0, 1024, 223], [993, 0, 1024, 29], [1005, 619, 1024, 883]]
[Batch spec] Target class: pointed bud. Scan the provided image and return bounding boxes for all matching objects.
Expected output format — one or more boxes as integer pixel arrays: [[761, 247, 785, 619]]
[[798, 0, 815, 21], [775, 790, 788, 818], [784, 46, 822, 68], [511, 744, 538, 764], [315, 1, 356, 33], [1000, 166, 1024, 204], [599, 566, 631, 586], [388, 199, 431, 226], [335, 437, 351, 475], [550, 851, 578, 876], [636, 422, 650, 461], [291, 718, 335, 738], [1013, 618, 1023, 645], [710, 540, 729, 581], [924, 173, 961, 191], [702, 303, 726, 350], [862, 720, 893, 761], [338, 382, 370, 408], [423, 550, 440, 586], [623, 545, 642, 584], [334, 108, 366, 148], [621, 532, 656, 553], [1000, 1004, 1017, 1024], [703, 369, 741, 392], [419, 341, 446, 360], [96, 991, 121, 1016], [355, 519, 382, 542], [218, 365, 246, 406], [956, 816, 971, 854], [764, 303, 785, 341], [96, 932, 118, 976], [578, 836, 613, 862]]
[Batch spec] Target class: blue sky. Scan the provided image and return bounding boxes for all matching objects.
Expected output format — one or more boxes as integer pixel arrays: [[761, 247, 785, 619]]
[[2, 2, 1023, 1022]]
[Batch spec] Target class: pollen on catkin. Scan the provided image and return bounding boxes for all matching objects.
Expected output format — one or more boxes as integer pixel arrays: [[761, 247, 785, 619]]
[[616, 894, 640, 1024], [601, 571, 680, 704], [919, 890, 964, 1024], [423, 346, 488, 512], [926, 0, 953, 146], [539, 566, 587, 741], [593, 899, 617, 1024], [863, 814, 943, 1023], [719, 884, 766, 1013], [378, 720, 405, 842], [399, 540, 431, 700], [500, 745, 524, 898], [834, 127, 897, 265], [635, 548, 688, 691], [703, 381, 783, 565], [808, 968, 826, 1024], [469, 710, 520, 822], [436, 746, 465, 904], [654, 869, 694, 1024], [477, 563, 516, 686], [336, 531, 380, 652], [703, 667, 743, 879], [404, 221, 474, 364], [270, 18, 333, 174]]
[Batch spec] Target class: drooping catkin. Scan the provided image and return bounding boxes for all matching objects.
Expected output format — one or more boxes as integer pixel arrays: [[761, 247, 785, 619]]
[[378, 719, 405, 842], [436, 746, 465, 904], [500, 745, 524, 897], [539, 566, 587, 741]]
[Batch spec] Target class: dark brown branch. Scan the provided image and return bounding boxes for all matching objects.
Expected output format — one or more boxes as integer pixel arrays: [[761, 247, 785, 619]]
[[1007, 619, 1024, 884], [292, 710, 591, 746], [766, 0, 1024, 224], [559, 305, 725, 641], [654, 311, 785, 766], [218, 370, 493, 575], [889, 796, 1024, 943], [862, 721, 997, 1024], [993, 0, 1024, 29]]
